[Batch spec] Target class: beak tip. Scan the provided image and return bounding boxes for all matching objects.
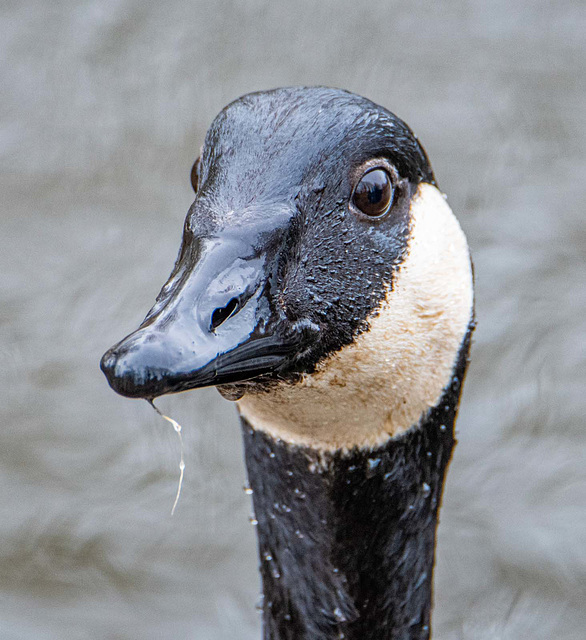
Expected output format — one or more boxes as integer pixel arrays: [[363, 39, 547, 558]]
[[100, 349, 115, 376], [100, 336, 182, 400], [100, 345, 146, 399], [100, 347, 126, 396]]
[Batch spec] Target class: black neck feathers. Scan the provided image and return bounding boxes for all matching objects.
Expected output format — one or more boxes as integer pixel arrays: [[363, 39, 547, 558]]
[[241, 328, 472, 640]]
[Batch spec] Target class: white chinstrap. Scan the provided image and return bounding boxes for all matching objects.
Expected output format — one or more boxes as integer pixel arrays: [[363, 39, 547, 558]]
[[237, 183, 474, 451]]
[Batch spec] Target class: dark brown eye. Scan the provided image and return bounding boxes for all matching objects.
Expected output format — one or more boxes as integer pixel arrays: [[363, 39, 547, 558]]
[[190, 157, 200, 193], [352, 168, 394, 217]]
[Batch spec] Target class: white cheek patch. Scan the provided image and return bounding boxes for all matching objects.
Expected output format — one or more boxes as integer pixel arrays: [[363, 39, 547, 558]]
[[237, 183, 474, 451]]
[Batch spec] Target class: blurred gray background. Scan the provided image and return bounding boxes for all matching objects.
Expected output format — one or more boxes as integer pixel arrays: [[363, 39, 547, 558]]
[[1, 1, 585, 638]]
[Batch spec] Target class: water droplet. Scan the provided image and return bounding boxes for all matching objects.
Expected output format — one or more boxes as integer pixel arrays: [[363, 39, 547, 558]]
[[148, 402, 186, 516], [408, 504, 415, 511], [284, 614, 291, 621], [286, 470, 294, 477], [269, 452, 276, 458], [333, 607, 346, 622], [426, 451, 432, 458], [264, 553, 273, 562], [271, 568, 281, 579], [333, 567, 339, 574], [249, 517, 258, 526], [243, 485, 253, 494], [422, 482, 431, 498], [295, 529, 304, 539], [439, 424, 447, 432], [366, 457, 381, 478]]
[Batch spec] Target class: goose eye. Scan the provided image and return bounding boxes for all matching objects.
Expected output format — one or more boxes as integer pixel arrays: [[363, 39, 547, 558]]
[[352, 168, 394, 217], [190, 157, 200, 193]]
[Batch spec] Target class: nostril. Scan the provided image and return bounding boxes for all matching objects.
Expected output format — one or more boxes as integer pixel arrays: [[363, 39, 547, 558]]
[[210, 297, 240, 331]]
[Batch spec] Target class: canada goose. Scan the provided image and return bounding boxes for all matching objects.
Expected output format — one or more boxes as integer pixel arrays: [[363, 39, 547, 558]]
[[101, 87, 474, 640]]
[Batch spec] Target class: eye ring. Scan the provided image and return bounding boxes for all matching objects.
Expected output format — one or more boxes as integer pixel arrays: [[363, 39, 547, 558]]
[[351, 167, 395, 218]]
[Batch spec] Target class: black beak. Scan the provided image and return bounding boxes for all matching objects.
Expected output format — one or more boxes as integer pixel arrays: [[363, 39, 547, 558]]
[[100, 233, 298, 399]]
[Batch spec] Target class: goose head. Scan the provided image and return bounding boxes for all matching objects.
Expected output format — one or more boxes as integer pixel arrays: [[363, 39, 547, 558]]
[[101, 87, 473, 451]]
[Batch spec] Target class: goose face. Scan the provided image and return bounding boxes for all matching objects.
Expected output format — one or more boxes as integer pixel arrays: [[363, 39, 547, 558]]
[[101, 87, 470, 425]]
